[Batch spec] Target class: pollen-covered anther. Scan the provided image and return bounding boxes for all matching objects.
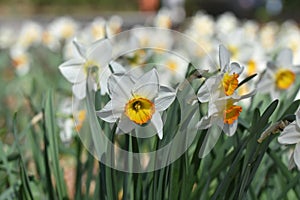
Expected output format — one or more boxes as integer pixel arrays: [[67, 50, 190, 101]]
[[275, 69, 295, 90], [223, 104, 242, 124], [222, 72, 239, 96], [125, 97, 155, 125]]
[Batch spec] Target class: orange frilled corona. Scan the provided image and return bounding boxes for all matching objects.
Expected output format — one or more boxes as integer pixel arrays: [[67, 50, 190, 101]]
[[223, 102, 242, 124]]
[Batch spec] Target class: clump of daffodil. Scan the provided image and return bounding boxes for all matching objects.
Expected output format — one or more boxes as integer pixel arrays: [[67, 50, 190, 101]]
[[96, 68, 176, 139], [58, 38, 112, 99], [257, 48, 300, 100], [197, 45, 255, 136], [278, 110, 300, 170]]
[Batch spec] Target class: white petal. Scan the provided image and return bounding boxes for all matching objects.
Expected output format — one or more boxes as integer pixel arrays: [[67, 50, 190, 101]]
[[72, 81, 86, 100], [99, 66, 111, 95], [223, 120, 238, 136], [133, 69, 159, 100], [196, 116, 212, 130], [87, 38, 112, 68], [277, 48, 293, 66], [155, 86, 176, 111], [58, 58, 86, 83], [151, 111, 163, 139], [108, 73, 135, 102], [197, 83, 212, 103], [278, 122, 300, 144], [109, 61, 126, 74], [219, 44, 230, 71], [73, 39, 87, 58], [230, 62, 244, 74], [208, 99, 226, 117], [294, 143, 300, 170], [240, 89, 256, 99], [288, 151, 296, 170], [118, 114, 136, 133], [198, 124, 222, 158], [197, 76, 219, 103], [296, 110, 300, 128], [257, 76, 274, 94], [96, 100, 121, 123], [229, 89, 256, 101]]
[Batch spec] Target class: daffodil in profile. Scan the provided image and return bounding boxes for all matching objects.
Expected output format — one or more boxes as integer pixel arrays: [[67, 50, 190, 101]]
[[96, 68, 176, 139], [257, 48, 300, 99], [278, 110, 300, 170], [58, 38, 112, 99], [197, 45, 255, 136]]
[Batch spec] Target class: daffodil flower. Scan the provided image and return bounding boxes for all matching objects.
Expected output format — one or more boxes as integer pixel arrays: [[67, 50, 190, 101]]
[[96, 69, 176, 139], [58, 38, 112, 99], [197, 92, 254, 136], [197, 45, 255, 136], [278, 110, 300, 170], [257, 48, 300, 99], [197, 45, 245, 103]]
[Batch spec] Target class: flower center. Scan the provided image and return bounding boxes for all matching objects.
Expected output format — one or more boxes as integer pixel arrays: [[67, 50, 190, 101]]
[[83, 60, 98, 74], [92, 25, 105, 40], [125, 97, 155, 125], [275, 69, 295, 90], [12, 54, 28, 69], [222, 72, 239, 96], [62, 24, 75, 39], [223, 102, 242, 124]]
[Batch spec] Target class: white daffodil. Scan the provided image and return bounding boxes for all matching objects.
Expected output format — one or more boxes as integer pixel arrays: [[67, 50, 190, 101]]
[[79, 16, 122, 44], [157, 53, 189, 86], [10, 47, 30, 76], [106, 15, 123, 37], [154, 8, 172, 28], [48, 17, 78, 42], [16, 21, 42, 49], [80, 17, 106, 43], [197, 45, 255, 136], [189, 11, 215, 38], [0, 26, 16, 49], [58, 38, 112, 99], [259, 22, 279, 52], [215, 12, 238, 35], [257, 48, 300, 100], [278, 110, 300, 170], [96, 69, 176, 139]]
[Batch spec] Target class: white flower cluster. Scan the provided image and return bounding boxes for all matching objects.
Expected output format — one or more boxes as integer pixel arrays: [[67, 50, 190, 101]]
[[3, 10, 299, 170]]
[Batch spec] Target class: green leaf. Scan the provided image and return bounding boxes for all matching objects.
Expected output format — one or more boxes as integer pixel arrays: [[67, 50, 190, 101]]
[[237, 73, 257, 88], [44, 90, 68, 199], [11, 113, 34, 200], [279, 99, 300, 120], [0, 181, 21, 200], [19, 159, 34, 200]]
